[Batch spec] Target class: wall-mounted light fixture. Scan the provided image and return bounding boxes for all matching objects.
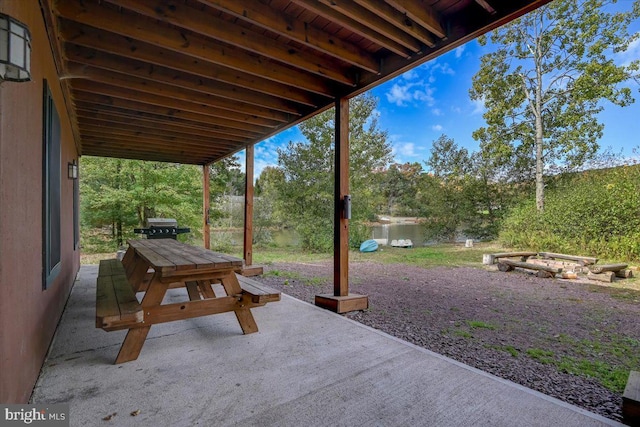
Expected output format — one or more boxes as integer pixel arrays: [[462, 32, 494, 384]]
[[0, 13, 31, 83], [68, 160, 78, 180]]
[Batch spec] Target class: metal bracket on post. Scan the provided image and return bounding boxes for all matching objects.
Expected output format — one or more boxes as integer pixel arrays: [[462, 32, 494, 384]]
[[343, 195, 351, 220]]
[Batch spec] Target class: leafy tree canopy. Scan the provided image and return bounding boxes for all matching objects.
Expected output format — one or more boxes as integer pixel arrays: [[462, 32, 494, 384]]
[[470, 0, 640, 212]]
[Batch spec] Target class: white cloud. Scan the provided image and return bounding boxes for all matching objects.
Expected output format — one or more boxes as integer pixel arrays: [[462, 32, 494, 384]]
[[431, 124, 443, 131], [386, 81, 435, 107], [432, 108, 442, 116], [455, 45, 466, 59], [617, 36, 640, 67], [402, 69, 419, 80], [471, 98, 486, 115]]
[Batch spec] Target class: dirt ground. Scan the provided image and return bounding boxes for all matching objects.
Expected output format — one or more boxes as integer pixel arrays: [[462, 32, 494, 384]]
[[253, 260, 640, 422]]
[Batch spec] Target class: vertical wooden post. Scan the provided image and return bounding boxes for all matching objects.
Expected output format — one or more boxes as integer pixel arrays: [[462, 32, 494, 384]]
[[334, 98, 349, 297], [244, 145, 254, 266], [314, 98, 368, 313], [203, 163, 210, 249]]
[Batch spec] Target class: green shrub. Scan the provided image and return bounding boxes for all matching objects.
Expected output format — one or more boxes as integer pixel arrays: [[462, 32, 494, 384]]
[[499, 165, 640, 261]]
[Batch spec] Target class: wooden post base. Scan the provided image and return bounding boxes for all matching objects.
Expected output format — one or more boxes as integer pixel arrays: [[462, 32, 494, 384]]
[[315, 294, 368, 313], [240, 265, 264, 277]]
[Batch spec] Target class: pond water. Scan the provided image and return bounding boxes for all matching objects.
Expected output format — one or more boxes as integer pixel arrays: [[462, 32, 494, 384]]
[[211, 223, 427, 247]]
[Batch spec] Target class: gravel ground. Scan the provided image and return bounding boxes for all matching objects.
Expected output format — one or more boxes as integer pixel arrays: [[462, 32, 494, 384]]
[[253, 260, 640, 422]]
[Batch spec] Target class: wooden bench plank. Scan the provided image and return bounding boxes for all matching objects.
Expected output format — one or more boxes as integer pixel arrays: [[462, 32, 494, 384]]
[[483, 252, 537, 265], [99, 259, 123, 276], [589, 263, 628, 274], [97, 261, 144, 331], [538, 252, 598, 265], [497, 260, 562, 278], [236, 274, 281, 304]]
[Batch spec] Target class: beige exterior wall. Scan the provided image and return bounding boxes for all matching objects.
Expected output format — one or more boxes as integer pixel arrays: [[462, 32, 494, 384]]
[[0, 0, 80, 403]]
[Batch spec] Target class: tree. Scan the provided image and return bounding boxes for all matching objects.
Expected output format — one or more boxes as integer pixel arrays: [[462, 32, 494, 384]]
[[277, 93, 392, 251], [81, 158, 203, 249], [379, 162, 424, 216], [470, 0, 640, 212]]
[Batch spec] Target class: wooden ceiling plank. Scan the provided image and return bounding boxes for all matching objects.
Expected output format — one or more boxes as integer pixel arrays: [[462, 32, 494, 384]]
[[73, 77, 290, 123], [59, 22, 322, 107], [197, 0, 381, 73], [54, 1, 337, 96], [64, 61, 298, 121], [317, 0, 433, 52], [383, 0, 446, 39], [71, 94, 273, 134], [81, 132, 238, 149], [75, 108, 263, 139], [288, 0, 415, 58], [104, 0, 356, 85], [71, 84, 284, 128], [352, 0, 437, 48], [65, 47, 305, 114], [78, 119, 252, 144], [82, 145, 215, 164]]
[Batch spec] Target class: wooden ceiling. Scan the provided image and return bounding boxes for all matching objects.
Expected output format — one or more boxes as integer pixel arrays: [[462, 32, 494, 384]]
[[43, 0, 551, 165]]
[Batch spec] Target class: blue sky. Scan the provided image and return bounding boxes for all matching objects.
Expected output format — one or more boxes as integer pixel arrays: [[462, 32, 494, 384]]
[[242, 12, 640, 178]]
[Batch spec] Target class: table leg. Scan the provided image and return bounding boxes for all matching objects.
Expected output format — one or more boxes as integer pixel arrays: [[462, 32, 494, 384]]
[[220, 273, 259, 334], [115, 326, 150, 364]]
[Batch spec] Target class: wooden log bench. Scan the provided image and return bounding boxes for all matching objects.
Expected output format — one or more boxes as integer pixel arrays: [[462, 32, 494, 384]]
[[483, 252, 538, 265], [538, 252, 598, 266], [588, 263, 628, 274], [623, 371, 640, 425], [96, 259, 143, 331], [497, 259, 563, 278]]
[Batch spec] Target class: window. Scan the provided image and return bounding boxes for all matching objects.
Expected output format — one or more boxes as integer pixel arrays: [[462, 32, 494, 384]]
[[43, 80, 61, 289]]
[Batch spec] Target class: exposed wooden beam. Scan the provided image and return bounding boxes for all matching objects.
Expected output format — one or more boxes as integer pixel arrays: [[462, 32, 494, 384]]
[[59, 22, 323, 107], [72, 95, 273, 134], [475, 0, 497, 14], [78, 128, 242, 151], [383, 0, 446, 39], [83, 150, 211, 165], [197, 0, 381, 74], [317, 0, 434, 51], [105, 0, 357, 85], [80, 136, 232, 157], [75, 108, 263, 139], [71, 83, 284, 128], [352, 0, 437, 48], [64, 62, 297, 121], [289, 0, 416, 57], [54, 1, 338, 96], [64, 49, 306, 114], [77, 118, 251, 144]]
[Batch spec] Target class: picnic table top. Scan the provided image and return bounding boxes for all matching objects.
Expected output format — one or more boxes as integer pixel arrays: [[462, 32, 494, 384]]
[[127, 239, 243, 274]]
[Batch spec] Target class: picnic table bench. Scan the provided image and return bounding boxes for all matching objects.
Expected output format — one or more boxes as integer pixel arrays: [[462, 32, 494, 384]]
[[96, 239, 280, 363]]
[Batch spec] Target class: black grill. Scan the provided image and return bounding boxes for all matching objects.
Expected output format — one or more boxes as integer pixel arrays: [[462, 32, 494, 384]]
[[134, 218, 190, 240]]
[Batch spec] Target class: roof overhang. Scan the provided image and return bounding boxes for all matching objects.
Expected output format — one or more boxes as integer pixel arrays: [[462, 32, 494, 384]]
[[42, 0, 552, 165]]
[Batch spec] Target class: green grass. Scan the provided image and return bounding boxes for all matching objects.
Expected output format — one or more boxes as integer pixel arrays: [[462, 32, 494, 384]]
[[526, 348, 555, 364], [466, 320, 497, 330], [558, 358, 630, 393]]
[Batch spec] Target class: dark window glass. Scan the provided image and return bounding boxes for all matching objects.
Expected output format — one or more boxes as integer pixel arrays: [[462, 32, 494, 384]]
[[43, 80, 61, 288]]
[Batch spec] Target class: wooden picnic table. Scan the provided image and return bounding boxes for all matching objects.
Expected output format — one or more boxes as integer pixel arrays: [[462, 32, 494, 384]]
[[98, 239, 279, 364]]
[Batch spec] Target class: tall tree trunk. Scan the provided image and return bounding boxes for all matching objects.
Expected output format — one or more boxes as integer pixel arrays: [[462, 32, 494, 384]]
[[534, 28, 545, 213]]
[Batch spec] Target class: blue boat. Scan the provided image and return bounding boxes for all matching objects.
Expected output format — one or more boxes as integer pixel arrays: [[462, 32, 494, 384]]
[[359, 239, 379, 253]]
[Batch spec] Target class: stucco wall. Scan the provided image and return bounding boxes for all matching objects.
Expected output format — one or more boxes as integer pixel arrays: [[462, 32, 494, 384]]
[[0, 0, 80, 403]]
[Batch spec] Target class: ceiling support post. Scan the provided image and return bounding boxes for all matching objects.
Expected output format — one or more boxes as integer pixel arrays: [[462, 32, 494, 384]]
[[203, 163, 210, 249], [315, 97, 368, 313]]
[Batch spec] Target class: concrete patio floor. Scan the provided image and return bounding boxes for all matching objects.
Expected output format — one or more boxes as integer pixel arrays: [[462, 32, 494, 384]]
[[31, 265, 622, 426]]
